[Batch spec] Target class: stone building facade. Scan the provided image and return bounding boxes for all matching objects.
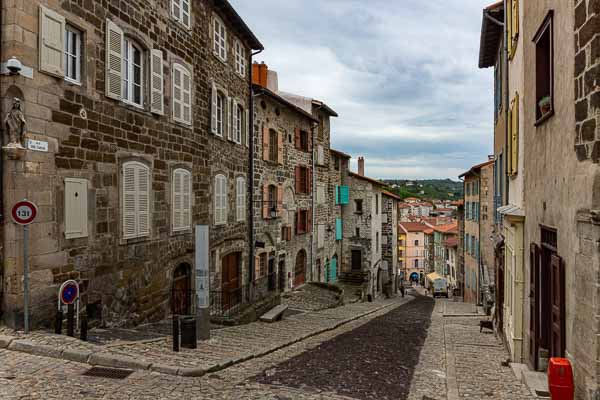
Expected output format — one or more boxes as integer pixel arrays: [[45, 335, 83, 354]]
[[0, 0, 262, 328], [328, 149, 351, 283], [340, 159, 386, 298], [251, 64, 317, 294], [381, 191, 399, 294]]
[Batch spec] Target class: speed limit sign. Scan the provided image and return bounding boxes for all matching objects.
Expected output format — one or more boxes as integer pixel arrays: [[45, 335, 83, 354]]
[[11, 200, 38, 225]]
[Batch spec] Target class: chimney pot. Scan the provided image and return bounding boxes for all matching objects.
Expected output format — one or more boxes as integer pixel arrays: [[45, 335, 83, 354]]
[[358, 157, 365, 176]]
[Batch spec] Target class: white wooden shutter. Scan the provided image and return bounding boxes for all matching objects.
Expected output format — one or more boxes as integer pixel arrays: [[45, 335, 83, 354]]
[[182, 68, 191, 124], [226, 97, 232, 141], [137, 165, 150, 236], [245, 109, 250, 147], [150, 49, 164, 115], [105, 19, 123, 100], [232, 99, 239, 143], [39, 6, 65, 77], [211, 82, 218, 134], [236, 178, 245, 221], [123, 163, 138, 238], [214, 176, 220, 224], [172, 64, 183, 123], [183, 171, 191, 228], [222, 176, 228, 223], [65, 178, 88, 239], [173, 170, 183, 230]]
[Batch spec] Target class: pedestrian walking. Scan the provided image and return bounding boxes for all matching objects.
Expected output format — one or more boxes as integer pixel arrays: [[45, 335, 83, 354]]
[[400, 282, 405, 298]]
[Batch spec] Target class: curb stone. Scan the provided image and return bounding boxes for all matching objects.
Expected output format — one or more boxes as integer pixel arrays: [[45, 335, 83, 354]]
[[1, 297, 412, 378]]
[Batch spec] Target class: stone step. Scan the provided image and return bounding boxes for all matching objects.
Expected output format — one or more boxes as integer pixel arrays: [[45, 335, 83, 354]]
[[259, 305, 288, 322]]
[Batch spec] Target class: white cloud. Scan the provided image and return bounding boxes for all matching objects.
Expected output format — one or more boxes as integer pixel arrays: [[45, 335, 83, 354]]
[[231, 0, 495, 180]]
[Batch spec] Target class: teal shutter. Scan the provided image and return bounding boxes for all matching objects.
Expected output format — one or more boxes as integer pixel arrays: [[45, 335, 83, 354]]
[[340, 186, 349, 205], [336, 218, 343, 240], [330, 257, 337, 282], [335, 185, 340, 204]]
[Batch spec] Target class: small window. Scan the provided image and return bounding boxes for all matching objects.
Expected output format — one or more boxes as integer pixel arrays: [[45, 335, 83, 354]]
[[64, 25, 82, 84], [172, 169, 191, 232], [296, 209, 309, 234], [375, 194, 379, 214], [213, 15, 227, 61], [318, 115, 324, 139], [296, 166, 309, 194], [123, 38, 144, 107], [299, 130, 309, 152], [355, 227, 360, 237], [258, 253, 267, 278], [414, 240, 419, 246], [171, 0, 191, 28], [533, 11, 554, 124], [236, 177, 245, 222], [216, 91, 225, 136], [235, 40, 246, 77], [214, 174, 227, 225], [268, 184, 277, 211], [414, 259, 419, 268], [376, 232, 379, 249], [269, 129, 278, 162], [355, 199, 363, 214]]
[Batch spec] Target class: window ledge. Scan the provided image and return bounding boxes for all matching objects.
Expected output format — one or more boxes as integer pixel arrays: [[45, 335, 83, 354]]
[[64, 78, 82, 86], [213, 52, 228, 65], [535, 110, 555, 127], [171, 228, 192, 236], [120, 235, 151, 245]]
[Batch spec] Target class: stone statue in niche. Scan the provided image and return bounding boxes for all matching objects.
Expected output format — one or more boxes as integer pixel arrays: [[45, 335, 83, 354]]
[[4, 97, 26, 147]]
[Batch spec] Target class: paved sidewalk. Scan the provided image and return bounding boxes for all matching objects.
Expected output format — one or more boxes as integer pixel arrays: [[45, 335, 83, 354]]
[[0, 296, 412, 378]]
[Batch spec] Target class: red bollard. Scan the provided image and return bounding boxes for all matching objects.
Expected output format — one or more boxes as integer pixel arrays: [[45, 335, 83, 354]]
[[548, 357, 574, 400]]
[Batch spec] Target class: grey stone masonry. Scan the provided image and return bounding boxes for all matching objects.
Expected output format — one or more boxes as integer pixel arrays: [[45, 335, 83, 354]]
[[574, 0, 600, 162]]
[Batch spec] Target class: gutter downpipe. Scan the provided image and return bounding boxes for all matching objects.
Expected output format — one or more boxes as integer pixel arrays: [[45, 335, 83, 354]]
[[503, 0, 510, 208], [248, 49, 263, 297], [310, 122, 317, 282]]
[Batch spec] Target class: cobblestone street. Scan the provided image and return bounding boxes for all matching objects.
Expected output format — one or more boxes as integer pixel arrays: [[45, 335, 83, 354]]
[[0, 294, 536, 399]]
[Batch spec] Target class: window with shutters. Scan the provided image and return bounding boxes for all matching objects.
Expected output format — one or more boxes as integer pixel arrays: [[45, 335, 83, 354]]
[[268, 129, 278, 162], [213, 15, 227, 61], [507, 0, 519, 59], [172, 169, 191, 232], [214, 174, 227, 225], [534, 11, 554, 125], [299, 130, 309, 152], [296, 209, 309, 234], [64, 25, 82, 84], [236, 177, 246, 222], [173, 63, 192, 125], [235, 39, 246, 77], [267, 184, 277, 216], [122, 161, 151, 239], [39, 6, 66, 77], [171, 0, 191, 28], [122, 38, 144, 107], [296, 166, 309, 194]]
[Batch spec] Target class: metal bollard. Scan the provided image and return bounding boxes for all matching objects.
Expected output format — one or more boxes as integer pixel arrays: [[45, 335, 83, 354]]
[[66, 304, 74, 337], [80, 316, 88, 341], [172, 315, 179, 352], [54, 310, 63, 334]]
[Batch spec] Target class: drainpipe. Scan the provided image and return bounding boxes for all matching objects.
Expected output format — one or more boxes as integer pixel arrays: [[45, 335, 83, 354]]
[[248, 49, 263, 295], [310, 122, 317, 281], [502, 1, 510, 206]]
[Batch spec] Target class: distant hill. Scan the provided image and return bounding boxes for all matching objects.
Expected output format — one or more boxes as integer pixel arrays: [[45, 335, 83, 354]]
[[383, 179, 463, 201]]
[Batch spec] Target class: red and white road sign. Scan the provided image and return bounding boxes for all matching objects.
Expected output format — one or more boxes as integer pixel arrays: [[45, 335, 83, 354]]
[[11, 200, 38, 225]]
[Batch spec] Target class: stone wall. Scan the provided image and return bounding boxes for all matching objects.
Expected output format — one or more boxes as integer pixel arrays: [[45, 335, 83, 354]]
[[574, 0, 600, 162], [0, 0, 255, 328], [463, 174, 479, 304], [381, 194, 398, 292]]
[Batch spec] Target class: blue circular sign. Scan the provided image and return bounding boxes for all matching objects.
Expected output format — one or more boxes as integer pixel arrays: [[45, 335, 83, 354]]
[[60, 281, 79, 305], [410, 272, 420, 281]]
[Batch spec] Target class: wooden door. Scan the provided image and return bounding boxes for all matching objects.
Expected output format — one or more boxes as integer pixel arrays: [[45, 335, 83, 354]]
[[529, 244, 540, 369], [294, 250, 306, 286], [172, 264, 191, 316], [222, 253, 241, 310], [278, 260, 286, 291], [330, 257, 338, 282], [550, 254, 565, 358], [351, 250, 362, 271]]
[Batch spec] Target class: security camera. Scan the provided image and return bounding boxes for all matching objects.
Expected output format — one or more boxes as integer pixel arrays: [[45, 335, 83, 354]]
[[6, 57, 22, 75]]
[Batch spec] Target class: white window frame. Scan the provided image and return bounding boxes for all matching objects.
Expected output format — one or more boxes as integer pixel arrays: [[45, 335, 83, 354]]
[[171, 0, 191, 28], [122, 38, 144, 108], [172, 168, 192, 232], [234, 103, 243, 144], [234, 39, 246, 77], [214, 174, 228, 225], [236, 177, 246, 222], [64, 25, 82, 84], [213, 15, 227, 61], [216, 91, 225, 136], [172, 63, 192, 125]]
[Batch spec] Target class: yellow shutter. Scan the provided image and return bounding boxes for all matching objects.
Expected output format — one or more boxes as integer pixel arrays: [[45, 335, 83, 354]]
[[511, 93, 519, 176], [105, 19, 123, 100], [39, 6, 65, 77], [507, 104, 513, 176], [507, 0, 513, 60], [512, 0, 519, 46]]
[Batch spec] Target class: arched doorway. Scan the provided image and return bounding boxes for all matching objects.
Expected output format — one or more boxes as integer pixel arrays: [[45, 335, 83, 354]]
[[172, 263, 191, 316], [222, 252, 241, 310], [294, 249, 306, 286]]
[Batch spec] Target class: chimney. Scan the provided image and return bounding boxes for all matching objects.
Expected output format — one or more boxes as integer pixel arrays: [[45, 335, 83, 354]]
[[358, 157, 365, 176], [252, 61, 268, 88], [267, 70, 278, 92]]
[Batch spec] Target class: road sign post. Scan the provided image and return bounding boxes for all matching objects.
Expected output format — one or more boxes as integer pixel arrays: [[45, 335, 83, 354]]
[[11, 200, 37, 334]]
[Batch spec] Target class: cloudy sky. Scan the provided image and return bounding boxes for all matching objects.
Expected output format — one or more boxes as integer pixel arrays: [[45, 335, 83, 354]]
[[231, 0, 494, 180]]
